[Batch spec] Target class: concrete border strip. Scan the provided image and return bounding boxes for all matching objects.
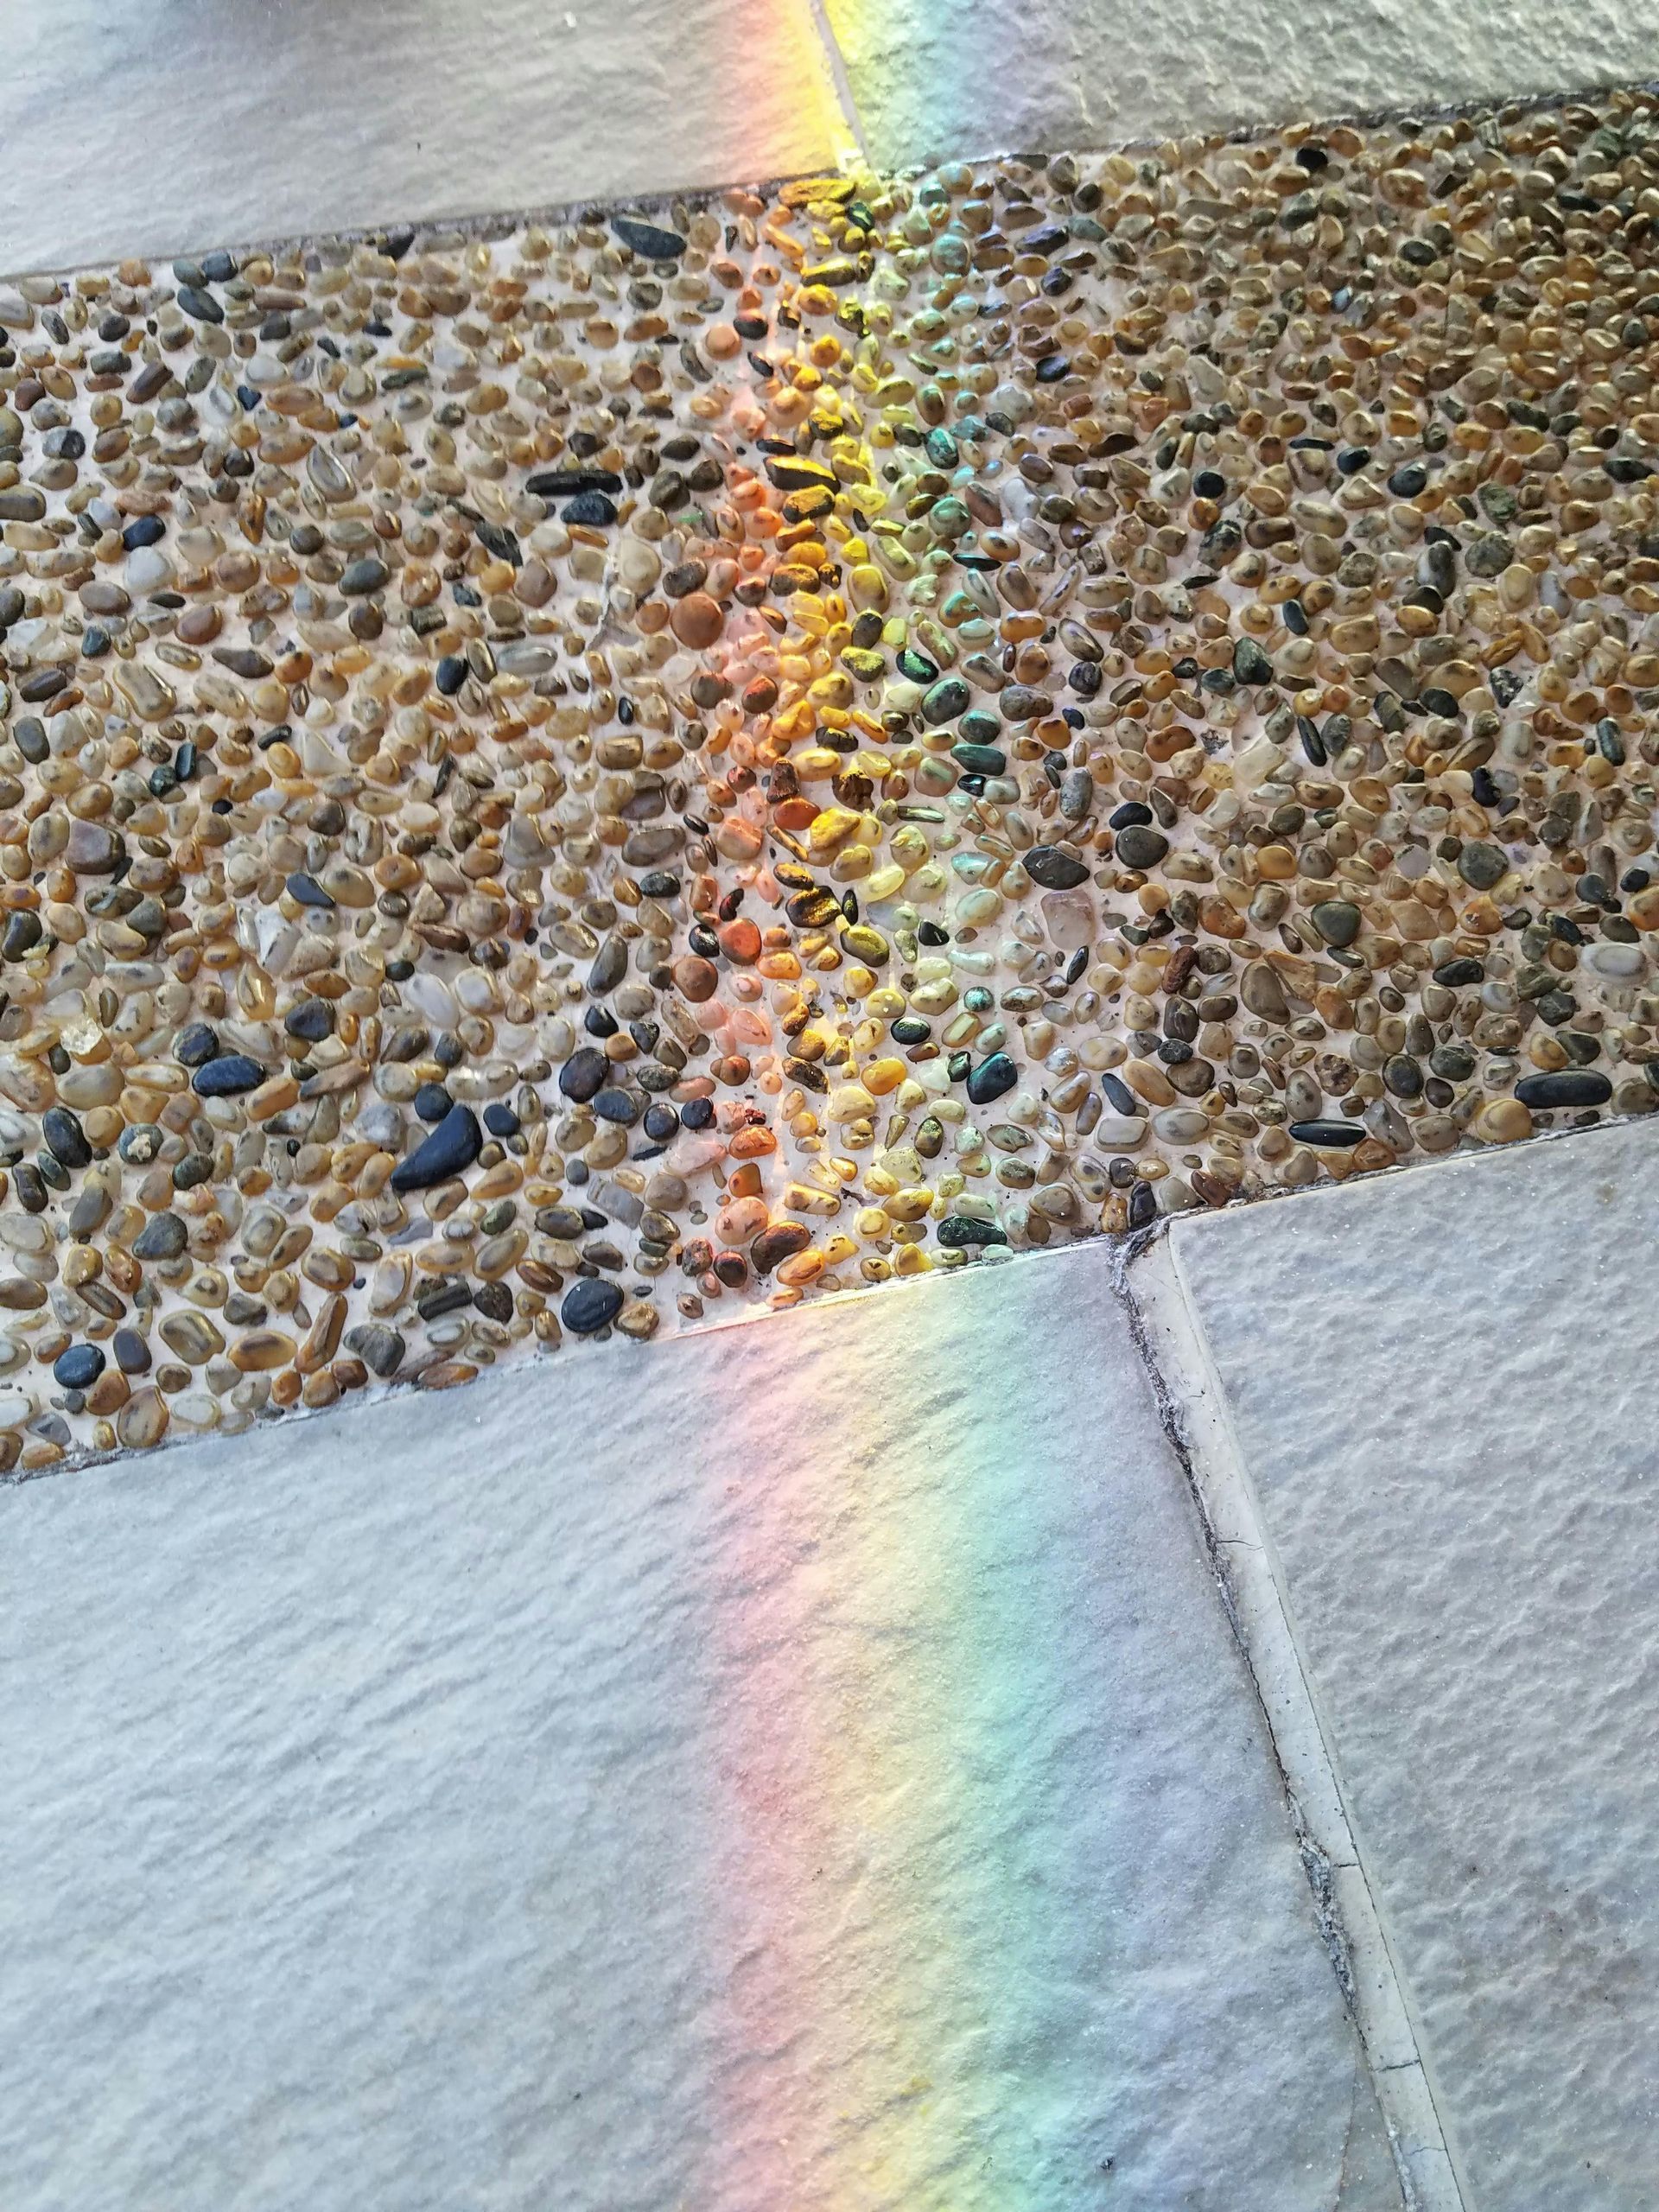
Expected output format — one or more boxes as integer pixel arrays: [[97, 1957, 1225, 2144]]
[[1123, 1230, 1468, 2212]]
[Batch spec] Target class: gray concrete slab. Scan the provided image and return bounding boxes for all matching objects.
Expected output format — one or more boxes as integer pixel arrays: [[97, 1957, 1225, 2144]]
[[0, 0, 848, 276], [825, 0, 1659, 172], [11, 0, 1659, 276], [1171, 1121, 1659, 2210], [1, 1247, 1396, 2212]]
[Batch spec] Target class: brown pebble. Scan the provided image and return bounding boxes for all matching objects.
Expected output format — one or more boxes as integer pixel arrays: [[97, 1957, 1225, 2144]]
[[670, 592, 725, 649], [671, 954, 719, 1002]]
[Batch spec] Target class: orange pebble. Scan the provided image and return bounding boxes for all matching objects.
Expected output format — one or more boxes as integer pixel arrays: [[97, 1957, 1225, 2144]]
[[728, 1127, 778, 1160], [718, 918, 761, 963]]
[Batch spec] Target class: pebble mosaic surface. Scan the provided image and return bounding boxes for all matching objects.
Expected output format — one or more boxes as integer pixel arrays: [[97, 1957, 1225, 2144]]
[[5, 89, 1659, 1465]]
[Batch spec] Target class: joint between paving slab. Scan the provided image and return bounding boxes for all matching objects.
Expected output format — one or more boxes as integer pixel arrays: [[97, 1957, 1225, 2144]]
[[804, 0, 871, 171], [1116, 1229, 1471, 2212]]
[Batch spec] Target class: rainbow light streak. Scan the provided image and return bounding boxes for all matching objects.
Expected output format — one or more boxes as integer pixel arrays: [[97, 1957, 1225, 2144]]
[[704, 1280, 1116, 2209]]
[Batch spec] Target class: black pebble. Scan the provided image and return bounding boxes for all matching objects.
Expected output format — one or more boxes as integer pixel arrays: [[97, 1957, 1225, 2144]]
[[562, 1278, 625, 1333], [1023, 845, 1091, 891], [112, 1328, 150, 1375], [54, 1344, 105, 1391], [41, 1106, 91, 1170], [560, 1047, 609, 1103], [937, 1216, 1009, 1248], [612, 215, 688, 260], [390, 1103, 483, 1192], [1287, 1119, 1367, 1147], [193, 1054, 264, 1097], [285, 999, 334, 1043], [1513, 1071, 1612, 1109], [525, 467, 624, 499], [966, 1052, 1017, 1106]]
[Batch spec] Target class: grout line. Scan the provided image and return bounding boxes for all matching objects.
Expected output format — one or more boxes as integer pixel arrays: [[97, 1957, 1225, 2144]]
[[1117, 1229, 1470, 2212], [803, 0, 871, 172]]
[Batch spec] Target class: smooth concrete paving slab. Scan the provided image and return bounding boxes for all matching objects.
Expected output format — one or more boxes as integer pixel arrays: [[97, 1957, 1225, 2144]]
[[1171, 1121, 1659, 2210], [823, 0, 1659, 172], [0, 0, 847, 276], [2, 1247, 1397, 2212]]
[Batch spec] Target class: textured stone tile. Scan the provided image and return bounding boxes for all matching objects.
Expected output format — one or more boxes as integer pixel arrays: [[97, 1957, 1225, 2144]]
[[0, 0, 844, 274], [825, 0, 1659, 168], [1172, 1120, 1659, 2209], [1, 1248, 1392, 2211]]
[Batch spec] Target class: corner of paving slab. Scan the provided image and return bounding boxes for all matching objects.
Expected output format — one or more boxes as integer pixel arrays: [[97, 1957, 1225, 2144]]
[[1116, 1111, 1659, 2209], [5, 1210, 1412, 2212], [25, 1114, 1652, 2202]]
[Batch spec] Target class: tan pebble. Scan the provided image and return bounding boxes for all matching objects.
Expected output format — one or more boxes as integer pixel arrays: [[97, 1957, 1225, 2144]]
[[84, 1370, 129, 1417], [117, 1387, 168, 1449], [231, 1331, 296, 1371], [1121, 1059, 1178, 1107], [247, 1075, 301, 1120], [416, 1360, 480, 1390], [301, 1248, 354, 1292], [1473, 1097, 1532, 1144], [159, 1312, 226, 1363]]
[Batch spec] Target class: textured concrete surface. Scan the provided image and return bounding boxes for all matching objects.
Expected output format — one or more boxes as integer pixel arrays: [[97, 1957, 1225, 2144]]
[[10, 0, 1659, 273], [1129, 1235, 1460, 2209], [0, 0, 847, 276], [1, 1249, 1397, 2212], [1173, 1120, 1659, 2210], [826, 0, 1659, 170]]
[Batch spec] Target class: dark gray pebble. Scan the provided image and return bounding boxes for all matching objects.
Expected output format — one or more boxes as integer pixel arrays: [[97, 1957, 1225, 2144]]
[[193, 1054, 264, 1096], [390, 1103, 483, 1192], [1024, 845, 1091, 891], [1288, 1119, 1367, 1147], [1513, 1071, 1612, 1108], [561, 1277, 624, 1332]]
